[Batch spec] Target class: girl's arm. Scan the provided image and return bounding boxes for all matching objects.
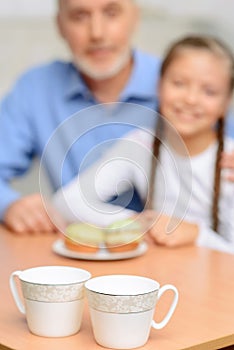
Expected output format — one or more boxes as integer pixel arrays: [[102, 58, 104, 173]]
[[196, 221, 234, 254], [52, 157, 135, 226], [144, 211, 199, 247], [147, 201, 234, 254], [52, 131, 151, 226], [148, 139, 234, 254]]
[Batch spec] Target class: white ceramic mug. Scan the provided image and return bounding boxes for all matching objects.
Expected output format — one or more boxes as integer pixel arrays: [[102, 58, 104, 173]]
[[10, 265, 91, 337], [85, 274, 179, 349]]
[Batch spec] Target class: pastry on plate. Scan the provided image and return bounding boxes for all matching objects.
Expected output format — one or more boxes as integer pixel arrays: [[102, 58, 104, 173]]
[[64, 218, 143, 254], [105, 218, 143, 252], [65, 223, 104, 253]]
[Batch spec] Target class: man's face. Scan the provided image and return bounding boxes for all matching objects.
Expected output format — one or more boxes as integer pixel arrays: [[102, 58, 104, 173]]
[[57, 0, 138, 80]]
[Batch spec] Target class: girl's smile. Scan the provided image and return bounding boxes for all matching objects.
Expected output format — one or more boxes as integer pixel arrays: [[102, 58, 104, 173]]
[[159, 48, 231, 150]]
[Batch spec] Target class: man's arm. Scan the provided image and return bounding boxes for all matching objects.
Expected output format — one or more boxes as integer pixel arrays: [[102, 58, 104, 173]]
[[3, 194, 59, 233], [0, 81, 32, 222], [0, 76, 61, 233]]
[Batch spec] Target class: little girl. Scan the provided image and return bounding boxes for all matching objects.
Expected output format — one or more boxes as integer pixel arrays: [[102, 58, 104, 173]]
[[53, 35, 234, 254]]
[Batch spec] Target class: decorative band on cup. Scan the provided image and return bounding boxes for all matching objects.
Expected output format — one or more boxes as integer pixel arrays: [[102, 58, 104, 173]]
[[86, 290, 158, 313], [22, 282, 85, 302]]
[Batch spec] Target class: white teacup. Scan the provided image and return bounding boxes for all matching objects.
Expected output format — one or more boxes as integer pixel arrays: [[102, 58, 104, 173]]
[[10, 265, 91, 337], [85, 274, 178, 349]]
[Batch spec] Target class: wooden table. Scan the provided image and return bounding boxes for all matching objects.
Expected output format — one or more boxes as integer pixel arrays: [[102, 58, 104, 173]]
[[0, 225, 233, 350]]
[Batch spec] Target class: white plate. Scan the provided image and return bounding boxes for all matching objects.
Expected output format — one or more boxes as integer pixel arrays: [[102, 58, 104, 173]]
[[52, 239, 148, 261]]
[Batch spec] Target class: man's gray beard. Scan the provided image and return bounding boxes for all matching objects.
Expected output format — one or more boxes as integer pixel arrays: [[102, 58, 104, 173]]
[[74, 48, 132, 81]]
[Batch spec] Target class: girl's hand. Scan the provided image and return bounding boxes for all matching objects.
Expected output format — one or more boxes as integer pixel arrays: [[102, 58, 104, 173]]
[[142, 210, 199, 248]]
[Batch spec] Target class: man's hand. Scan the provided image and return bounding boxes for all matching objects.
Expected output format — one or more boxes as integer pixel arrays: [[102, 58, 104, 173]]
[[142, 210, 199, 248], [220, 151, 234, 182], [3, 193, 64, 234]]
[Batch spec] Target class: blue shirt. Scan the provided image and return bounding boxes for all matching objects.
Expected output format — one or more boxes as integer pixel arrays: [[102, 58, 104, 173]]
[[0, 50, 161, 219]]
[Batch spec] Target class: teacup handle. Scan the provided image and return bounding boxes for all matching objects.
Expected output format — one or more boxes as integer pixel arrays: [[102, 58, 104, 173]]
[[151, 284, 178, 330], [9, 271, 25, 314]]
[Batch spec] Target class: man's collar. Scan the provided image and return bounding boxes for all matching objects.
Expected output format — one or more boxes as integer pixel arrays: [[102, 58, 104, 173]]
[[64, 63, 90, 100], [64, 49, 158, 101], [119, 49, 157, 102]]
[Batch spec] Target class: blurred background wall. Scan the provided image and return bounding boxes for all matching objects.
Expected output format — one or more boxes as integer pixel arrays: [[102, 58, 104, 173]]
[[0, 0, 234, 194], [0, 0, 234, 20], [1, 0, 234, 97]]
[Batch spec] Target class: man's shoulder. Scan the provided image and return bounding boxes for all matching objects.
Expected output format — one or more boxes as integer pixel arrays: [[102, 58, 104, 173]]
[[1, 60, 75, 102], [4, 60, 75, 97], [18, 60, 72, 81], [134, 49, 161, 70]]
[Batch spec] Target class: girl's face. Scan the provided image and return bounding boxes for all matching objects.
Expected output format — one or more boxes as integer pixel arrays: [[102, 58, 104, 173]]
[[159, 49, 231, 140]]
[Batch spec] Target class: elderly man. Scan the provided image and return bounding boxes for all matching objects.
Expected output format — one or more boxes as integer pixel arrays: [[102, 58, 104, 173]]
[[0, 0, 161, 233]]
